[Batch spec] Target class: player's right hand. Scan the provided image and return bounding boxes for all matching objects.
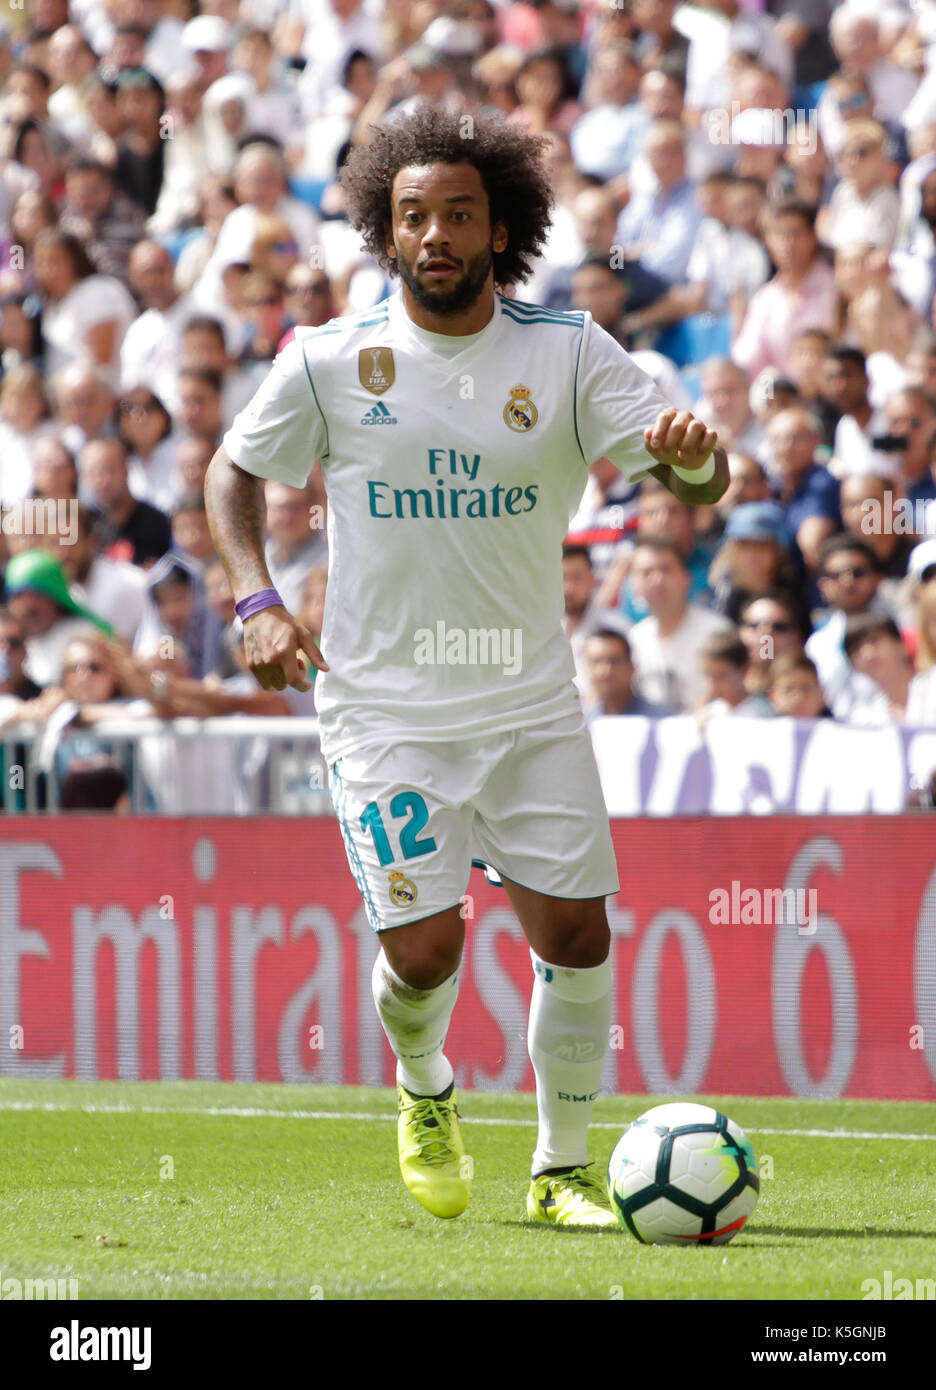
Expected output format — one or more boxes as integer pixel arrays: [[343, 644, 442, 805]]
[[242, 607, 329, 693]]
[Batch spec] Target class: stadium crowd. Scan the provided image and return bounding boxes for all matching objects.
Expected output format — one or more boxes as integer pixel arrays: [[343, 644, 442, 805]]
[[3, 0, 936, 808]]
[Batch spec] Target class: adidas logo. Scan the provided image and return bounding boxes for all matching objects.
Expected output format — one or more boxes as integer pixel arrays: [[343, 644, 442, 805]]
[[361, 401, 398, 426]]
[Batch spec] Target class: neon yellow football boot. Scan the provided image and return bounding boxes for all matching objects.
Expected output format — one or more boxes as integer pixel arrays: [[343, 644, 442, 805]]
[[397, 1083, 471, 1219], [526, 1165, 619, 1228]]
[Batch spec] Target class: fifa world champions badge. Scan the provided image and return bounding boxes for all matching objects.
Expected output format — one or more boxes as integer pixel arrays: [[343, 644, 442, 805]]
[[360, 346, 395, 395], [388, 870, 418, 907], [504, 384, 538, 432]]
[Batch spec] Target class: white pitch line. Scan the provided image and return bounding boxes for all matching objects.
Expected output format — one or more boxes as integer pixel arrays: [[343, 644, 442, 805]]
[[1, 1100, 935, 1142]]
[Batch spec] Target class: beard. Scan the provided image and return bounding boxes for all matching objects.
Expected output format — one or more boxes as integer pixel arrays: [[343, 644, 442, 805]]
[[394, 241, 494, 317]]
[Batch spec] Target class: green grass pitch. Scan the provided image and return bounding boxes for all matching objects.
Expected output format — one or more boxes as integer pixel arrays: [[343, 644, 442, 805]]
[[2, 1080, 935, 1301]]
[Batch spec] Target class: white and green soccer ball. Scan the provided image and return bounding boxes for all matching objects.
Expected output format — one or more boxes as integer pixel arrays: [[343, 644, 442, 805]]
[[607, 1102, 759, 1245]]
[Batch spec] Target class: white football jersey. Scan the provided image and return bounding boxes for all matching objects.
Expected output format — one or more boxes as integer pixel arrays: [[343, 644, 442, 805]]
[[223, 289, 672, 762]]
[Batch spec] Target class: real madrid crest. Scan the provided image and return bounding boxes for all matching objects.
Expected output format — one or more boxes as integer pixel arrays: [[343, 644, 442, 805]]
[[504, 384, 538, 432], [359, 346, 395, 395], [388, 870, 418, 907]]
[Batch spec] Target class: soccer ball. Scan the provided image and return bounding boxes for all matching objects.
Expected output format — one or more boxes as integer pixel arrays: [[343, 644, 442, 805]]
[[607, 1102, 759, 1245]]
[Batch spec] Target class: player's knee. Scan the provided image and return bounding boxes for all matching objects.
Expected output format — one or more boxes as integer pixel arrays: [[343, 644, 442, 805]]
[[538, 908, 610, 970], [380, 918, 464, 990]]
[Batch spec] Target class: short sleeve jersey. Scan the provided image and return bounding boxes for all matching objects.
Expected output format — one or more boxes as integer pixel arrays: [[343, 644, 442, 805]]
[[224, 289, 672, 762]]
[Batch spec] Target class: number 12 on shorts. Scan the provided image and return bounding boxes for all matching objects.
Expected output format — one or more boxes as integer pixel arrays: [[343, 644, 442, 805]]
[[361, 792, 438, 866]]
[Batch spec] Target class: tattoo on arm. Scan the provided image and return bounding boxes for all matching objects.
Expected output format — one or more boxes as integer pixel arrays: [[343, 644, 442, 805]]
[[205, 446, 276, 602]]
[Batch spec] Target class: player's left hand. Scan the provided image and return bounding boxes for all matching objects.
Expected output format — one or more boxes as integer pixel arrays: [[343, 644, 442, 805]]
[[644, 408, 718, 473]]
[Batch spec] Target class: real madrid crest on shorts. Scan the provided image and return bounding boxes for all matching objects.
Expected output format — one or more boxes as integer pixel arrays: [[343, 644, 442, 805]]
[[388, 870, 418, 908], [359, 346, 395, 395], [504, 384, 538, 432]]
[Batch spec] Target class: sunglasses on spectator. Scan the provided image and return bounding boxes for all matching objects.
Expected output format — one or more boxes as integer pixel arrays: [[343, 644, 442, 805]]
[[121, 399, 161, 413], [64, 662, 104, 676], [921, 564, 936, 583], [0, 635, 25, 649], [824, 565, 872, 581]]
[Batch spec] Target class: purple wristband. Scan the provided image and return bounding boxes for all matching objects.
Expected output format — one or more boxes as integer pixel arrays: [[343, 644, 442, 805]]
[[235, 588, 285, 621]]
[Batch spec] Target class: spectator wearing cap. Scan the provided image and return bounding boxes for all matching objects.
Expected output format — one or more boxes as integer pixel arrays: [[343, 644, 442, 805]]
[[115, 68, 167, 216], [765, 405, 841, 574], [182, 14, 231, 94], [58, 156, 148, 283], [817, 120, 900, 253], [569, 40, 645, 182], [614, 119, 702, 287], [842, 611, 914, 725], [734, 199, 837, 380], [698, 630, 773, 719], [806, 534, 890, 717], [119, 241, 194, 417], [583, 627, 673, 722], [3, 549, 111, 688], [627, 535, 733, 712], [709, 501, 800, 623], [79, 436, 171, 570]]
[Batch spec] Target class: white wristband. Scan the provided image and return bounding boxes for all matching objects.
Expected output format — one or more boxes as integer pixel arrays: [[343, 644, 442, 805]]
[[671, 454, 716, 485]]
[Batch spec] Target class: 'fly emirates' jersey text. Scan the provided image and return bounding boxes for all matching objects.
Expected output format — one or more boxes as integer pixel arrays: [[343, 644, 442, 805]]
[[223, 290, 673, 763]]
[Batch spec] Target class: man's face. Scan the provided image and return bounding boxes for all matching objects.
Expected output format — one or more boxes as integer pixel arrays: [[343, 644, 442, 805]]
[[841, 475, 887, 536], [739, 599, 800, 663], [266, 485, 313, 549], [61, 377, 113, 436], [8, 590, 60, 638], [646, 131, 684, 189], [767, 410, 818, 478], [172, 509, 213, 562], [886, 393, 935, 473], [81, 444, 127, 508], [570, 265, 625, 329], [235, 153, 283, 212], [765, 213, 816, 275], [849, 628, 907, 685], [630, 545, 688, 615], [572, 190, 617, 255], [904, 350, 936, 399], [585, 635, 633, 704], [821, 355, 868, 414], [637, 490, 693, 554], [703, 363, 749, 429], [285, 268, 333, 327], [701, 656, 745, 706], [65, 169, 111, 221], [129, 244, 175, 308], [181, 328, 227, 372], [179, 378, 221, 436], [721, 454, 768, 513], [589, 50, 639, 107], [386, 163, 507, 318], [562, 554, 593, 618], [771, 668, 824, 717], [723, 183, 763, 235], [818, 549, 879, 615]]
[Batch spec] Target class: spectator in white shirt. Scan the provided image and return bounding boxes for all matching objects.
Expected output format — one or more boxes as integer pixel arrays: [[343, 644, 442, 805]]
[[816, 119, 900, 252], [55, 503, 147, 646], [0, 363, 57, 504], [232, 27, 304, 160], [119, 240, 193, 415], [627, 535, 733, 712], [33, 229, 137, 387], [842, 610, 913, 724]]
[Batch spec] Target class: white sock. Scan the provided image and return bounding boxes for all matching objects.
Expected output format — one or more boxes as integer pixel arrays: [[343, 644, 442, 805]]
[[527, 950, 612, 1176], [372, 951, 459, 1097]]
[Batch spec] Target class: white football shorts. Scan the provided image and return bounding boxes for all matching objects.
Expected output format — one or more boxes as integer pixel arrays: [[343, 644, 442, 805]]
[[328, 708, 620, 933]]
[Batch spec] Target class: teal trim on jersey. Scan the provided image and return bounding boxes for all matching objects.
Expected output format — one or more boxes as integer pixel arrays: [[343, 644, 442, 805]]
[[572, 322, 586, 464], [499, 297, 584, 325], [300, 341, 331, 459], [500, 306, 584, 328], [332, 761, 381, 929], [302, 315, 389, 338]]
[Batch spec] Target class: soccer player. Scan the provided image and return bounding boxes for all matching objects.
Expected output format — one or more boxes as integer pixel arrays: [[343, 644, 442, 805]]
[[205, 109, 727, 1227]]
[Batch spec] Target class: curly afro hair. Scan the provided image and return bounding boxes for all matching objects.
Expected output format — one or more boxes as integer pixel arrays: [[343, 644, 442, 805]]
[[339, 107, 555, 288]]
